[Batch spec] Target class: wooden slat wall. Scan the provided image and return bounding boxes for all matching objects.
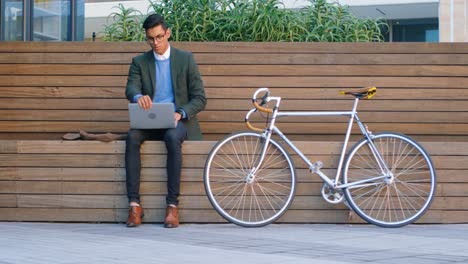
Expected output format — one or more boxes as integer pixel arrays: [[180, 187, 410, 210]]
[[0, 42, 468, 141], [1, 42, 467, 223], [0, 140, 467, 223]]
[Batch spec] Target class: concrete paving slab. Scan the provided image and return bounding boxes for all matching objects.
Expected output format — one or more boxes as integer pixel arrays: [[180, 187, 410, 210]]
[[0, 223, 467, 264]]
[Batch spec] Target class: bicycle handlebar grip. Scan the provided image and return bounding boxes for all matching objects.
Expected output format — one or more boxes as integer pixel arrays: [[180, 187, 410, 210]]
[[252, 101, 273, 113], [252, 87, 273, 113], [245, 120, 264, 132], [245, 108, 264, 132]]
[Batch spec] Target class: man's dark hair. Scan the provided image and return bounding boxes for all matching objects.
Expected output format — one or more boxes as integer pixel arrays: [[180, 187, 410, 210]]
[[143, 13, 168, 31]]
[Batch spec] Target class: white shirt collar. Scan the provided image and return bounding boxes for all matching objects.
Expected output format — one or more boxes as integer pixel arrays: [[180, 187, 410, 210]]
[[153, 45, 171, 61]]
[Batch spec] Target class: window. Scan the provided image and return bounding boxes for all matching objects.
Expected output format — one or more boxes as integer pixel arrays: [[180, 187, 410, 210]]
[[1, 0, 83, 41], [1, 0, 24, 40], [33, 0, 71, 41], [391, 18, 439, 42]]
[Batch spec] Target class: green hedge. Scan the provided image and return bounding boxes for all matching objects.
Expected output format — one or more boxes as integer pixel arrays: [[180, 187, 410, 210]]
[[103, 0, 387, 42]]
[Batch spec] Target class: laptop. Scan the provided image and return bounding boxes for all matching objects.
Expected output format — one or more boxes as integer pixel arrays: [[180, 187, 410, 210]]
[[128, 103, 176, 129]]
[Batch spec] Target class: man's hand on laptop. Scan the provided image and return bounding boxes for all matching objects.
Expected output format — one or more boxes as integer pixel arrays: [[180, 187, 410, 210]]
[[137, 95, 152, 110]]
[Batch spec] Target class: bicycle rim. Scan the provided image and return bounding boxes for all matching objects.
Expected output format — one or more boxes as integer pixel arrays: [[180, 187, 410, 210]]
[[204, 132, 296, 227], [343, 133, 436, 227]]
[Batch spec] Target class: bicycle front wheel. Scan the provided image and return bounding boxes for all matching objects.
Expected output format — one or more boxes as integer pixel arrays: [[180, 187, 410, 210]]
[[204, 132, 296, 227], [343, 133, 436, 227]]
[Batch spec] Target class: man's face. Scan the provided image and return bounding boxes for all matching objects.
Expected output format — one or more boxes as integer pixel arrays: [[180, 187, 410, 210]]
[[146, 25, 171, 55]]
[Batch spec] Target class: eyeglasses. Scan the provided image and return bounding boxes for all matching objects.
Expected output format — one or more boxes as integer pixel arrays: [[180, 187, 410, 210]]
[[146, 32, 167, 43]]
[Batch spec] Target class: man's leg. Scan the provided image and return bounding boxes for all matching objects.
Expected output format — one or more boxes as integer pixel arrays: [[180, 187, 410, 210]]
[[164, 122, 187, 205], [163, 122, 187, 228], [125, 129, 151, 227]]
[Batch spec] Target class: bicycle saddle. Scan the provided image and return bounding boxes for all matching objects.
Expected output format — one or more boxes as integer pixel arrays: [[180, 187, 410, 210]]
[[340, 86, 377, 99]]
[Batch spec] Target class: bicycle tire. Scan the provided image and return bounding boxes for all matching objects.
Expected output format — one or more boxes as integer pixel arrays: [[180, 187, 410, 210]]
[[204, 131, 296, 227], [343, 132, 436, 227]]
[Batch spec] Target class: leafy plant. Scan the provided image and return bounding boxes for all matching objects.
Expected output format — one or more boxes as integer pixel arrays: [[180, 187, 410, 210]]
[[103, 0, 387, 42], [103, 4, 145, 41], [302, 0, 386, 42]]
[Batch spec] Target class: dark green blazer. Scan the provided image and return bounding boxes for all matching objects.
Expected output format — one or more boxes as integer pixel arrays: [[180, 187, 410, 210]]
[[125, 47, 207, 140]]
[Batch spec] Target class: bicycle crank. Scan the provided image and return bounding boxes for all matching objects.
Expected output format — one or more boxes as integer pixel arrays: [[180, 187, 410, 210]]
[[321, 182, 344, 204]]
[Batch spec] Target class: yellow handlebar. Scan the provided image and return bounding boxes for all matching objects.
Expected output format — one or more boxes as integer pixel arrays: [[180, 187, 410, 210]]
[[252, 101, 273, 113], [245, 119, 264, 132]]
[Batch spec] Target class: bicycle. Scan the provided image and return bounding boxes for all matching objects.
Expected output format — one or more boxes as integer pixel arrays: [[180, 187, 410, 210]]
[[203, 87, 436, 228]]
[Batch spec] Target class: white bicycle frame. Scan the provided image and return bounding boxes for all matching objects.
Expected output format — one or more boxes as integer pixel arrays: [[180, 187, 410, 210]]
[[247, 88, 392, 190]]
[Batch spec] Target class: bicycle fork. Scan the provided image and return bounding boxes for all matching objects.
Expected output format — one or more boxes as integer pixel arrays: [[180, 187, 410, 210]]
[[244, 130, 275, 184]]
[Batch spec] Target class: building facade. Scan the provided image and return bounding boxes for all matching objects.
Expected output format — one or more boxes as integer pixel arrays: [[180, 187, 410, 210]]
[[439, 0, 468, 42]]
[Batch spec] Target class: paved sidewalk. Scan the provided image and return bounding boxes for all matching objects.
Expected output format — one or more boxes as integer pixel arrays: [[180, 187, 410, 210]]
[[0, 223, 467, 264]]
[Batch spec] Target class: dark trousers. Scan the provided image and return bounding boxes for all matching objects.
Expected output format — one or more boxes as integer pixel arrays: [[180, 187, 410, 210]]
[[125, 122, 187, 206]]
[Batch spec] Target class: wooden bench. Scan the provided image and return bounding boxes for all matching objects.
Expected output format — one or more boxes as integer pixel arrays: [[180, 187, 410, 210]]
[[1, 140, 467, 223], [1, 42, 467, 224]]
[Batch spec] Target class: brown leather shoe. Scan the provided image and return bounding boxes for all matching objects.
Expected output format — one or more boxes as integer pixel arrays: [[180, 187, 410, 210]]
[[126, 205, 144, 227], [164, 205, 179, 228]]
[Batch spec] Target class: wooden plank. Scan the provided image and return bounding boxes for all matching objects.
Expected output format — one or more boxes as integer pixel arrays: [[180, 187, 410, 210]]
[[279, 209, 468, 224], [1, 99, 127, 110], [0, 167, 341, 183], [203, 76, 468, 89], [195, 53, 468, 65], [0, 76, 127, 87], [0, 121, 467, 135], [0, 140, 17, 153], [200, 123, 468, 136], [0, 121, 129, 133], [2, 167, 466, 183], [2, 110, 468, 124], [2, 52, 468, 65], [0, 110, 129, 121], [1, 207, 466, 224], [0, 87, 123, 98], [3, 152, 463, 170], [12, 140, 467, 155], [205, 87, 468, 100], [0, 194, 17, 207], [206, 99, 468, 111], [1, 42, 468, 54], [2, 64, 468, 77], [199, 65, 468, 77], [14, 195, 468, 210], [199, 111, 468, 123], [1, 87, 467, 100], [0, 154, 341, 168], [1, 75, 468, 89], [0, 53, 138, 64], [203, 134, 468, 143], [3, 98, 467, 112], [0, 133, 69, 140], [2, 133, 467, 142], [0, 64, 129, 75], [0, 208, 124, 222], [12, 140, 215, 154], [2, 181, 323, 196], [1, 180, 467, 197], [431, 197, 468, 210]]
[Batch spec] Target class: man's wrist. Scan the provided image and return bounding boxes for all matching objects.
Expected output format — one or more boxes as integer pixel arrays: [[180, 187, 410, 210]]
[[133, 94, 143, 103], [176, 108, 186, 119]]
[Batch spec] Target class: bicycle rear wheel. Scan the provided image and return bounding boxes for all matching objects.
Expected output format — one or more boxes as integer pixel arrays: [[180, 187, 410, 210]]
[[343, 133, 436, 227], [204, 132, 296, 227]]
